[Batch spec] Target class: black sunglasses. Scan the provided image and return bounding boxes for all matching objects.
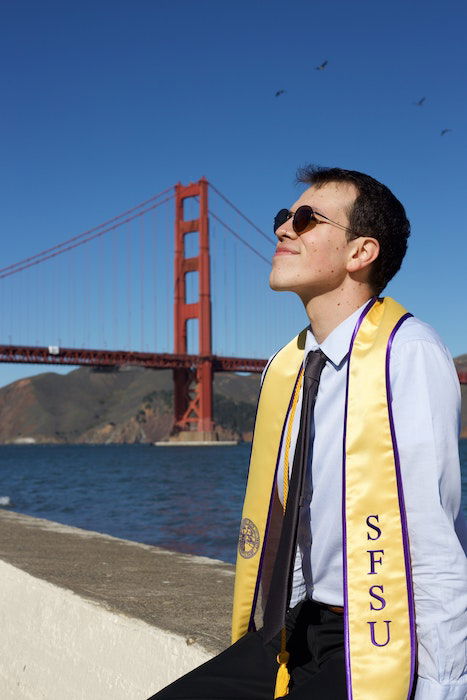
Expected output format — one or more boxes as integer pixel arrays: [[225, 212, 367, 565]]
[[274, 205, 356, 235]]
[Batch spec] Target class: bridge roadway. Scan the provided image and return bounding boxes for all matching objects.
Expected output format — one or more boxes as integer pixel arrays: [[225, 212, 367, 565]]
[[0, 344, 266, 373], [1, 343, 466, 383]]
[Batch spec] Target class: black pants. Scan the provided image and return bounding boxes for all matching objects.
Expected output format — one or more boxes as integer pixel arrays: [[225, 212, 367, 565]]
[[148, 600, 347, 699]]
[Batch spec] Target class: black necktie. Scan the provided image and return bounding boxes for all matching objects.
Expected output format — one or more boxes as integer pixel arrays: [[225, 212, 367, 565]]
[[262, 349, 327, 642]]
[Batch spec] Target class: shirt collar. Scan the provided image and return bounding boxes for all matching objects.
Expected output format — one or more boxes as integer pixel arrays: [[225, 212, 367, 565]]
[[304, 300, 372, 368]]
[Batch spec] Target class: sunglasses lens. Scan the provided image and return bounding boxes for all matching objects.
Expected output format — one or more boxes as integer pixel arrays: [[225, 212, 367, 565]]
[[293, 206, 313, 233], [274, 208, 291, 233]]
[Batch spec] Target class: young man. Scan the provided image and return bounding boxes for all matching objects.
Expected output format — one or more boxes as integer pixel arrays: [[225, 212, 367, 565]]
[[149, 167, 466, 699]]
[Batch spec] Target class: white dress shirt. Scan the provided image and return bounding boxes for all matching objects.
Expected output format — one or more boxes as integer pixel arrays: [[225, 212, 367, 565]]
[[274, 301, 467, 699]]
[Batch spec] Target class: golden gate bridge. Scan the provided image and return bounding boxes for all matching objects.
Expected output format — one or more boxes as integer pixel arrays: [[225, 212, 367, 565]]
[[1, 178, 465, 442]]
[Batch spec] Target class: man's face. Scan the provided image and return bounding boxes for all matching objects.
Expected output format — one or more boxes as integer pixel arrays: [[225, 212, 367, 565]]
[[269, 181, 359, 299]]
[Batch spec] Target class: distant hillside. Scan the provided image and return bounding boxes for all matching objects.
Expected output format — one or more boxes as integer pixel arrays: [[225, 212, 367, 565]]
[[0, 356, 465, 444], [0, 367, 260, 445]]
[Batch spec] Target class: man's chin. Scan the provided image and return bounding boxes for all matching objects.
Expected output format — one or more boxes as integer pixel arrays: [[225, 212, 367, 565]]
[[269, 273, 293, 292], [269, 277, 282, 292]]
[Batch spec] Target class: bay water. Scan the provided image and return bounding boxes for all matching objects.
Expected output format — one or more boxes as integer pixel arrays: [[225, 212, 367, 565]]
[[0, 441, 466, 565]]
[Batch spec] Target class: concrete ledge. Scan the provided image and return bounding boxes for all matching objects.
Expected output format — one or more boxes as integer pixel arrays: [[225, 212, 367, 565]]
[[0, 511, 234, 699]]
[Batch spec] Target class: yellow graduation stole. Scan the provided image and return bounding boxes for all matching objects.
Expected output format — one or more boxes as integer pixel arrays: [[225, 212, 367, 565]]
[[232, 297, 416, 700]]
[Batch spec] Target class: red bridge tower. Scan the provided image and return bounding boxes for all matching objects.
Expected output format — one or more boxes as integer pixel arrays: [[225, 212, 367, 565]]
[[172, 177, 216, 442]]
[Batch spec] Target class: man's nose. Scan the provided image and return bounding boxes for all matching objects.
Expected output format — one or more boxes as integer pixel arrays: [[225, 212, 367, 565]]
[[275, 223, 297, 241]]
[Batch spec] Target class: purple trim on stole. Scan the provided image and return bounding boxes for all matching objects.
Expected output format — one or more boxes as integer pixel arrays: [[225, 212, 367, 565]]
[[247, 354, 305, 632], [385, 312, 417, 698], [341, 297, 377, 699]]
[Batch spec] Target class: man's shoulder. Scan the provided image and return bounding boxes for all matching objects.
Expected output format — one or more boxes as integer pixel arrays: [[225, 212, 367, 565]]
[[394, 314, 444, 346], [390, 314, 453, 366]]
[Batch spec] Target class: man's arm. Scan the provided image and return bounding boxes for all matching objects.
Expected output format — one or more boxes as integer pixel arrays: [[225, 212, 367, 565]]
[[391, 331, 466, 700]]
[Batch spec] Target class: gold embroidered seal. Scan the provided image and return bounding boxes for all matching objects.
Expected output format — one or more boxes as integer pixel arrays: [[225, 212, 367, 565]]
[[238, 517, 260, 559]]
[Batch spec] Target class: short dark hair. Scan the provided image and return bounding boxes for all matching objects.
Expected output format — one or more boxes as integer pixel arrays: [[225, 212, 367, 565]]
[[296, 165, 410, 295]]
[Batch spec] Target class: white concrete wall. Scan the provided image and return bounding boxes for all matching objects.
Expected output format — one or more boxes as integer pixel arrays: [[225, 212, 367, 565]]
[[0, 559, 213, 700]]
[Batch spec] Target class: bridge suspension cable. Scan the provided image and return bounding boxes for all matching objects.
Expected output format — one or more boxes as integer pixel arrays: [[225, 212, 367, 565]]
[[0, 193, 174, 279], [191, 187, 272, 266], [0, 185, 174, 278], [207, 210, 270, 265], [207, 181, 274, 245]]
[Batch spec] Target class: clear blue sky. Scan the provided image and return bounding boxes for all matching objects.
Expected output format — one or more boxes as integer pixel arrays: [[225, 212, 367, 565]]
[[1, 0, 466, 388]]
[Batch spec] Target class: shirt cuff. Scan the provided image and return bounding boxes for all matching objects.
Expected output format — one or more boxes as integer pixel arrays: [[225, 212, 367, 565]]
[[414, 676, 467, 700]]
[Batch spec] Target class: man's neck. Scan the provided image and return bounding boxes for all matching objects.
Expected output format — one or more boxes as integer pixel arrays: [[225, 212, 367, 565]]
[[302, 288, 375, 345]]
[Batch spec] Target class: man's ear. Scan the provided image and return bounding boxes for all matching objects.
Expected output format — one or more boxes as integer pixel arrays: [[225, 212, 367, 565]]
[[346, 237, 380, 274]]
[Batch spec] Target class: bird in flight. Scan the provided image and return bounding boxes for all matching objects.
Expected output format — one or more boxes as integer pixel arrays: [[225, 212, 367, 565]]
[[315, 60, 328, 71], [275, 89, 286, 97], [414, 97, 426, 106], [440, 128, 452, 136]]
